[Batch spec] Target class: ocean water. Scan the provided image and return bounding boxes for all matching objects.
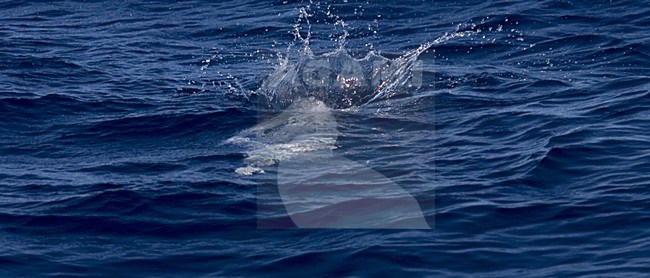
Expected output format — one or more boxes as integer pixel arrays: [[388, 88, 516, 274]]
[[1, 0, 649, 276]]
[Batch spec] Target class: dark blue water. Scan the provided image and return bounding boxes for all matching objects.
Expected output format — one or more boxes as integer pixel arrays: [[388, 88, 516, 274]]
[[1, 0, 649, 276]]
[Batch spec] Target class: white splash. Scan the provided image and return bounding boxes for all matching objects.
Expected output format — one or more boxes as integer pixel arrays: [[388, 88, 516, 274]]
[[224, 7, 486, 229]]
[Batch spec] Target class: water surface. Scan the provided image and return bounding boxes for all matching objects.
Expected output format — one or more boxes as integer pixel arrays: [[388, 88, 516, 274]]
[[1, 0, 649, 276]]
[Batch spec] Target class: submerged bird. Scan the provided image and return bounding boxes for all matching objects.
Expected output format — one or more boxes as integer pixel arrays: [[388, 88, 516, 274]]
[[229, 46, 430, 229]]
